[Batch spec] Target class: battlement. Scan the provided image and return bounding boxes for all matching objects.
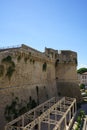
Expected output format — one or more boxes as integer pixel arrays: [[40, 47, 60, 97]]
[[56, 50, 77, 64], [45, 47, 77, 65], [0, 44, 77, 65]]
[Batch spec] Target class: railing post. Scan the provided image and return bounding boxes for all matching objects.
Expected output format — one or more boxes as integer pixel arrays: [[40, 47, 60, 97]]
[[72, 104, 74, 117], [75, 100, 77, 113], [64, 117, 66, 130], [55, 108, 57, 121], [38, 121, 41, 130], [60, 101, 61, 111], [5, 126, 7, 130], [48, 113, 50, 130], [22, 115, 24, 127], [34, 109, 36, 119], [69, 108, 71, 121]]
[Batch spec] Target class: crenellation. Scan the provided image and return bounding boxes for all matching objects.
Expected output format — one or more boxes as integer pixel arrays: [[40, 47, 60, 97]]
[[55, 50, 77, 64]]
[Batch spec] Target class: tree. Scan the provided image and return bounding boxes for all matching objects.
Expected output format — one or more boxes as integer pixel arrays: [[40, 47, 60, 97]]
[[79, 110, 85, 118], [77, 68, 87, 74], [80, 84, 85, 89]]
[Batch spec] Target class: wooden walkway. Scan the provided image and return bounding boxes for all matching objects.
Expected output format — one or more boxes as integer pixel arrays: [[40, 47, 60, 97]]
[[5, 97, 76, 130]]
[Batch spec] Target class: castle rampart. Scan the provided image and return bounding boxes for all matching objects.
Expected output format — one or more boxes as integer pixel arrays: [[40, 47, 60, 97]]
[[0, 44, 81, 130]]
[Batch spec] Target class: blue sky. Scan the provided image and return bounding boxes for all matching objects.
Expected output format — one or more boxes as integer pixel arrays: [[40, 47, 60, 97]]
[[0, 0, 87, 69]]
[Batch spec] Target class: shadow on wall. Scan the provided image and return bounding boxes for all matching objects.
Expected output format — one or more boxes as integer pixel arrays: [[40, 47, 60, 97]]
[[57, 82, 82, 102]]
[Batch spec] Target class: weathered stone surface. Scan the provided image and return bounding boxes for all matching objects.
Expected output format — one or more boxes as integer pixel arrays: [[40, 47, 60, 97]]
[[0, 44, 81, 130], [57, 82, 82, 102]]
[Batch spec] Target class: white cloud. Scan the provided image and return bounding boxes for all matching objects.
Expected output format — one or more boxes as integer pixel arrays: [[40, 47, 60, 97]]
[[77, 64, 87, 69]]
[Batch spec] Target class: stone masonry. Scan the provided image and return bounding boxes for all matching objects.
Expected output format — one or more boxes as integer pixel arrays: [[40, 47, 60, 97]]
[[0, 44, 81, 130]]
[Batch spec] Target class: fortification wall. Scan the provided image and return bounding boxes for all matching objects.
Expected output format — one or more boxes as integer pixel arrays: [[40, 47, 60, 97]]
[[55, 64, 77, 80], [0, 46, 57, 130], [56, 82, 81, 102], [0, 44, 81, 130]]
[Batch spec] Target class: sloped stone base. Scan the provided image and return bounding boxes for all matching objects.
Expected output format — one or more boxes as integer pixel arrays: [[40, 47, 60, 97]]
[[57, 82, 82, 102]]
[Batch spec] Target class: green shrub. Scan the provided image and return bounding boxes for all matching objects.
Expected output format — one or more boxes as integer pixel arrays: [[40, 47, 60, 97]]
[[80, 84, 85, 89], [4, 96, 37, 122], [19, 106, 27, 116], [2, 55, 15, 80], [6, 66, 15, 80], [75, 126, 79, 130], [4, 97, 19, 122], [0, 65, 4, 77], [77, 116, 81, 127], [77, 68, 87, 74], [76, 110, 85, 129], [2, 55, 12, 63], [79, 110, 85, 118], [27, 96, 37, 110], [31, 99, 37, 109]]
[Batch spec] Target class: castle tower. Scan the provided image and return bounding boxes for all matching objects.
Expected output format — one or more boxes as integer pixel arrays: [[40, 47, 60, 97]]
[[55, 50, 81, 101], [45, 48, 81, 102]]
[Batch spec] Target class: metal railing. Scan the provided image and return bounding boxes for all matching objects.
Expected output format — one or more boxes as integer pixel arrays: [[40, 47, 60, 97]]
[[0, 44, 21, 50]]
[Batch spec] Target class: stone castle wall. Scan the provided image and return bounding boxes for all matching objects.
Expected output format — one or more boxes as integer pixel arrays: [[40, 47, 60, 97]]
[[0, 45, 57, 129], [0, 44, 81, 130]]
